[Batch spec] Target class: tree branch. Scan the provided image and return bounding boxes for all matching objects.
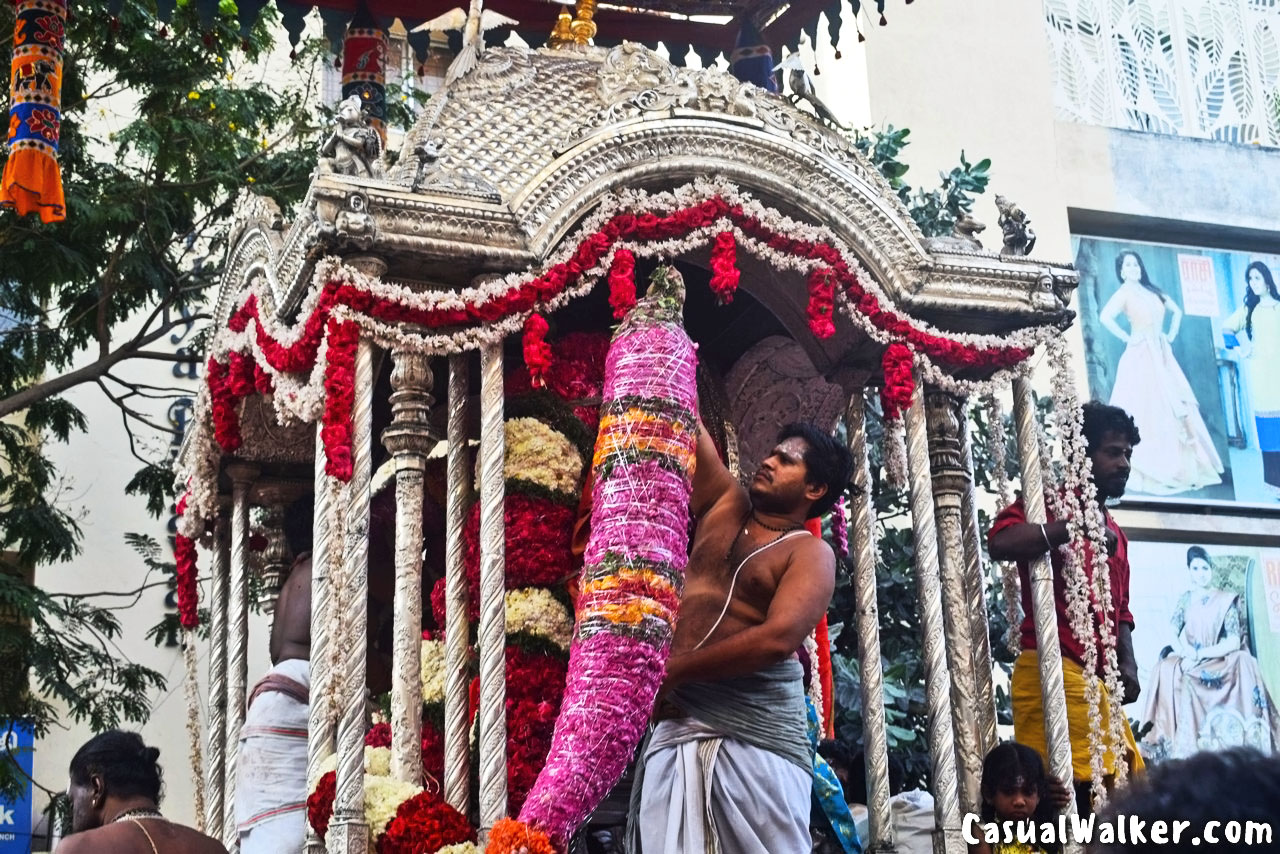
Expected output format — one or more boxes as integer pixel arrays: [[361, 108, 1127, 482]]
[[0, 313, 206, 420]]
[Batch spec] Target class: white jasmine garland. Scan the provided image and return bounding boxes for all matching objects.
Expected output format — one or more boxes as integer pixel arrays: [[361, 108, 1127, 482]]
[[804, 630, 825, 736]]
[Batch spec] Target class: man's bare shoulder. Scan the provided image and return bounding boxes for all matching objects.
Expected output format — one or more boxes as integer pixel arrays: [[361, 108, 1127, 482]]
[[788, 531, 835, 569], [59, 822, 228, 854]]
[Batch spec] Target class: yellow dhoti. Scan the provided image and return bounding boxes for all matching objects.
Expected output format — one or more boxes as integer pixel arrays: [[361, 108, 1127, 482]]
[[1011, 650, 1145, 782]]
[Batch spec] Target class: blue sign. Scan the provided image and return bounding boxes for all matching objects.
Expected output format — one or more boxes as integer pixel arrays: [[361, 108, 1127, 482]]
[[0, 721, 33, 853]]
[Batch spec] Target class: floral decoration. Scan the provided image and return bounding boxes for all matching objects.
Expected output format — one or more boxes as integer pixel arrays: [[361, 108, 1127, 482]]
[[504, 418, 584, 501], [806, 267, 836, 339], [522, 313, 553, 389], [375, 791, 474, 854], [364, 774, 424, 840], [709, 230, 740, 303], [421, 637, 446, 705], [173, 491, 199, 629], [506, 587, 574, 651], [517, 266, 697, 845], [306, 770, 337, 840], [607, 248, 637, 320], [484, 818, 556, 854]]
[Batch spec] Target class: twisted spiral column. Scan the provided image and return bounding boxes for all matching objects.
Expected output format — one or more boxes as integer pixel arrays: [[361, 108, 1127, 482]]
[[924, 389, 983, 815], [183, 629, 207, 830], [382, 350, 437, 785], [477, 342, 508, 833], [204, 513, 230, 841], [307, 427, 338, 854], [330, 340, 375, 854], [444, 353, 473, 813], [846, 393, 894, 853], [224, 463, 259, 850], [1012, 378, 1076, 811], [902, 379, 963, 854], [958, 412, 998, 757]]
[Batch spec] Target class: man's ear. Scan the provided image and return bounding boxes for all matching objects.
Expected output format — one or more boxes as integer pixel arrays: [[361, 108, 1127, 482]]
[[805, 481, 828, 504], [90, 774, 105, 808]]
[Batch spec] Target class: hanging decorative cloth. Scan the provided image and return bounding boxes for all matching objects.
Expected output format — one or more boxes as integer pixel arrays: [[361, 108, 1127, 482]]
[[341, 2, 388, 143], [729, 17, 777, 92], [3, 0, 67, 223]]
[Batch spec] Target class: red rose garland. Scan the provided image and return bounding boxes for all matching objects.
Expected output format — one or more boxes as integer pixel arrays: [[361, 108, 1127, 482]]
[[523, 313, 553, 389], [607, 249, 637, 320], [806, 267, 837, 339], [307, 770, 337, 840], [321, 318, 360, 481], [174, 492, 199, 629], [708, 230, 740, 304], [376, 791, 474, 854], [207, 192, 1035, 491], [879, 342, 916, 420]]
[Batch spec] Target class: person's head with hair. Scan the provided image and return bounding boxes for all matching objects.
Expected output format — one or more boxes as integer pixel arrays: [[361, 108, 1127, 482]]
[[67, 730, 163, 833], [1115, 250, 1165, 301], [1186, 545, 1213, 591], [979, 742, 1059, 850], [1081, 401, 1140, 501], [1243, 261, 1280, 339], [1095, 748, 1280, 853], [282, 493, 314, 559], [749, 423, 853, 519]]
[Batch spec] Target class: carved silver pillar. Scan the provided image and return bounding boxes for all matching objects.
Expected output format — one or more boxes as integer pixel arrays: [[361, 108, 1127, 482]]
[[381, 350, 436, 785], [846, 393, 894, 853], [477, 342, 508, 832], [330, 339, 375, 854], [255, 498, 288, 615], [958, 411, 998, 757], [444, 353, 473, 812], [204, 511, 230, 841], [307, 426, 340, 854], [1011, 378, 1076, 809], [924, 389, 982, 816], [224, 462, 258, 850], [902, 377, 963, 854]]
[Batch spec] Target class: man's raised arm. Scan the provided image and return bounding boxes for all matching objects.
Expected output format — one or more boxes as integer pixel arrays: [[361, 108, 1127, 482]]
[[690, 417, 741, 518], [987, 519, 1070, 563]]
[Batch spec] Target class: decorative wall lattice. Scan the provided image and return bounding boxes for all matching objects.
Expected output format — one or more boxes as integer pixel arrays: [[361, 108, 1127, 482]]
[[1044, 0, 1280, 146]]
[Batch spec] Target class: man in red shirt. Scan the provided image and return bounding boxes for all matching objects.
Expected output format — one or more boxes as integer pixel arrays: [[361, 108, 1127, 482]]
[[988, 401, 1145, 809]]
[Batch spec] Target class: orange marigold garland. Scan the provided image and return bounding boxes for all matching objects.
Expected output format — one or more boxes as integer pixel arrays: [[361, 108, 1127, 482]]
[[486, 818, 556, 854]]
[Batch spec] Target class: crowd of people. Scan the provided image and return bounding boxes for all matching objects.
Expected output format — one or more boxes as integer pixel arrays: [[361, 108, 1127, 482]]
[[56, 400, 1280, 853]]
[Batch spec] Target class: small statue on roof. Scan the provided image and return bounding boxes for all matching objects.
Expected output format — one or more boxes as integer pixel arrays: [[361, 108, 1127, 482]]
[[319, 95, 384, 179], [995, 193, 1036, 257], [951, 211, 985, 249], [412, 2, 519, 88], [775, 54, 848, 131]]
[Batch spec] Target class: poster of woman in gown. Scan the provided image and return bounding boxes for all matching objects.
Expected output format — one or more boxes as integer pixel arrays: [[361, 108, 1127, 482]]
[[1074, 236, 1280, 506], [1097, 251, 1223, 495], [1222, 262, 1280, 499], [1125, 541, 1280, 766]]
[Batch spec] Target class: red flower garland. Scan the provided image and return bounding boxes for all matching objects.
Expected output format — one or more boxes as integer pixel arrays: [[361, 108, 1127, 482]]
[[462, 494, 577, 595], [806, 267, 837, 339], [321, 319, 360, 481], [376, 791, 474, 854], [880, 342, 915, 420], [209, 194, 1036, 485], [523, 313, 553, 389], [364, 721, 393, 748], [708, 230, 740, 304], [306, 770, 337, 840], [174, 492, 199, 629], [607, 249, 637, 320]]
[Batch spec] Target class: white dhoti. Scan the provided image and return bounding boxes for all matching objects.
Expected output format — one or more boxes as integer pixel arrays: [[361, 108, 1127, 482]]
[[236, 658, 310, 854], [638, 718, 811, 853]]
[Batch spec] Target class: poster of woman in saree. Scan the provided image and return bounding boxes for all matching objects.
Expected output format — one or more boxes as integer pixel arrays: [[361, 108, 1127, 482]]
[[1139, 546, 1280, 762], [1098, 251, 1224, 495], [1222, 261, 1280, 500]]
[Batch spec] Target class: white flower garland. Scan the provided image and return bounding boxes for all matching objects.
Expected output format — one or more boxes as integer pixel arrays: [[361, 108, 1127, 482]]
[[804, 629, 825, 736], [1045, 335, 1128, 801]]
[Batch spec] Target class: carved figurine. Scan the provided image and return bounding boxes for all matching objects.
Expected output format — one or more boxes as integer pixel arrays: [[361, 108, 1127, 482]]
[[319, 95, 384, 178], [951, 211, 985, 249], [775, 53, 848, 131], [995, 193, 1036, 257], [411, 139, 444, 192], [412, 3, 519, 88]]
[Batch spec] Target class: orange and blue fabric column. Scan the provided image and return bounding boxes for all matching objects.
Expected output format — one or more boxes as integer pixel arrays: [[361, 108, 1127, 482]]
[[341, 3, 387, 144], [3, 0, 67, 223]]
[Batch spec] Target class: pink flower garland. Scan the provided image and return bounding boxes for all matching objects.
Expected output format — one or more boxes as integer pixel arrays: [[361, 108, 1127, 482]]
[[514, 266, 698, 846]]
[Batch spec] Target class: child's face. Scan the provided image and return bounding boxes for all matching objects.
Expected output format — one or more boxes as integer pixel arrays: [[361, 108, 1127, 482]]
[[990, 775, 1040, 821]]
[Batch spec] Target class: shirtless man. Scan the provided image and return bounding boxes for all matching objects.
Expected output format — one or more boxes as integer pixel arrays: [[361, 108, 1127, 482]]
[[636, 421, 853, 852], [60, 730, 226, 854]]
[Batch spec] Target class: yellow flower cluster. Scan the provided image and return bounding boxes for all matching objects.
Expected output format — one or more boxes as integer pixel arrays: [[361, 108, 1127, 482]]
[[436, 844, 481, 854], [505, 587, 573, 650], [364, 746, 392, 778], [421, 638, 446, 704], [504, 418, 583, 497], [363, 774, 421, 839]]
